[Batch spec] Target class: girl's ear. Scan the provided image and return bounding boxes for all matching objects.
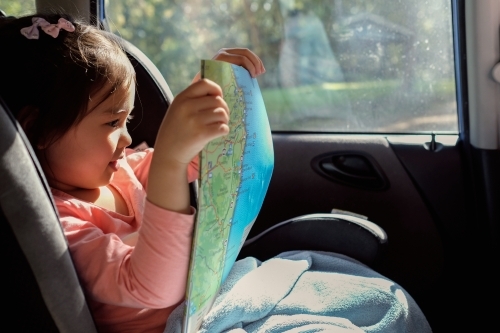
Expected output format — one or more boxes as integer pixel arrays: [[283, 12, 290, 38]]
[[17, 105, 47, 149], [17, 105, 39, 132]]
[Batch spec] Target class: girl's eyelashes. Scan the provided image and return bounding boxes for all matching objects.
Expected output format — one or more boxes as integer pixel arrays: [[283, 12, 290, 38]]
[[107, 119, 120, 128], [106, 113, 133, 128]]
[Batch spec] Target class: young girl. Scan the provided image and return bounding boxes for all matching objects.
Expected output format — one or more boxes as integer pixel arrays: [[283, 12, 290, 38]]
[[0, 13, 264, 332]]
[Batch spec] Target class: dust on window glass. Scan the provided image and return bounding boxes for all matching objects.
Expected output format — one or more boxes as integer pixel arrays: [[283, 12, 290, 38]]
[[0, 0, 36, 17], [106, 0, 457, 133]]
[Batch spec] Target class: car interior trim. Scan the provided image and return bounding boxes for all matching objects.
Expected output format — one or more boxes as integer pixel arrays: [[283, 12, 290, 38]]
[[465, 0, 500, 149]]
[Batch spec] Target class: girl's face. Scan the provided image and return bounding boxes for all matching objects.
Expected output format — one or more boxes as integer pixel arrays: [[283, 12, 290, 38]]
[[41, 84, 135, 192]]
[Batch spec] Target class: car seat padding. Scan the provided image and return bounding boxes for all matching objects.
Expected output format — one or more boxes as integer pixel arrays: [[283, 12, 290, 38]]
[[0, 98, 97, 333]]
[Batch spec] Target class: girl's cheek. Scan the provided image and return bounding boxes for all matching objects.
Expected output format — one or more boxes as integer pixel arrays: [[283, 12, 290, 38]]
[[106, 130, 119, 144]]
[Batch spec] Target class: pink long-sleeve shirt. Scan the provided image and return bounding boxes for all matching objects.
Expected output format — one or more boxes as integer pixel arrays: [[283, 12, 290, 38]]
[[52, 148, 198, 332]]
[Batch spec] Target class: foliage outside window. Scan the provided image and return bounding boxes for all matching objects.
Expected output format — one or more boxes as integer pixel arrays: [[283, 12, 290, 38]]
[[0, 0, 36, 17], [111, 0, 455, 132]]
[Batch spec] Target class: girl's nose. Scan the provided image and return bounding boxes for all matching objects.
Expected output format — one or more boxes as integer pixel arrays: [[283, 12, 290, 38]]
[[120, 127, 132, 147]]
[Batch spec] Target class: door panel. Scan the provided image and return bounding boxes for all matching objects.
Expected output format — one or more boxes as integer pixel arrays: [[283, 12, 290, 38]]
[[253, 134, 445, 295], [388, 135, 469, 242]]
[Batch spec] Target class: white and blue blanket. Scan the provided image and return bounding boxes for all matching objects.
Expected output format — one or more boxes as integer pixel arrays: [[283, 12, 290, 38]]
[[165, 251, 431, 333]]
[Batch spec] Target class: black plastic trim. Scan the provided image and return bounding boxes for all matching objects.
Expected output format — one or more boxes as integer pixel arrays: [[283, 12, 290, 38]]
[[452, 0, 469, 141], [311, 151, 389, 191]]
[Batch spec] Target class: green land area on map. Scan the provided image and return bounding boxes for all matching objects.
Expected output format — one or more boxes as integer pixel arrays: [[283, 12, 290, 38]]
[[184, 60, 248, 331]]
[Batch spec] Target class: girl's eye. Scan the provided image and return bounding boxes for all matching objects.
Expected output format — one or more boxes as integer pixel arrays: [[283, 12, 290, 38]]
[[107, 119, 120, 128], [107, 114, 133, 128]]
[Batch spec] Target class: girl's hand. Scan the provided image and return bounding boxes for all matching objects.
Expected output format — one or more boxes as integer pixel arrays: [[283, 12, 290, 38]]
[[147, 79, 229, 213], [192, 48, 266, 82], [155, 79, 229, 166], [148, 48, 263, 213]]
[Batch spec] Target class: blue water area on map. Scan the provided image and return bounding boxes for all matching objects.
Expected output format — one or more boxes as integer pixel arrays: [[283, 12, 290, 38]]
[[220, 65, 274, 281]]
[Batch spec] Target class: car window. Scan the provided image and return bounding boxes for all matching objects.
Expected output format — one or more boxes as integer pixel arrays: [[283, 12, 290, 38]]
[[0, 0, 36, 16], [106, 0, 457, 133]]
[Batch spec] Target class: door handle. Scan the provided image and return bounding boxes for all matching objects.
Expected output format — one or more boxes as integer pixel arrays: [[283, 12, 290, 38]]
[[311, 152, 389, 190]]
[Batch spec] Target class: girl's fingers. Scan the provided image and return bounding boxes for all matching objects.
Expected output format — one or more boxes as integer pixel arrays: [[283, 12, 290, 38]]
[[178, 78, 223, 100], [213, 48, 265, 77], [179, 97, 229, 136], [187, 95, 228, 112], [202, 121, 230, 141], [197, 107, 230, 126], [183, 96, 229, 120], [219, 48, 264, 71]]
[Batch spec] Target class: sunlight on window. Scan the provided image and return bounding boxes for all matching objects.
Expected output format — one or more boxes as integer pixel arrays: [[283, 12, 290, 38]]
[[106, 0, 457, 133]]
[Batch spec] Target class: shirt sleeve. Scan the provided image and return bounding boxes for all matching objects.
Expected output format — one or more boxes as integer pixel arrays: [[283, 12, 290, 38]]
[[58, 200, 195, 309], [126, 148, 200, 189]]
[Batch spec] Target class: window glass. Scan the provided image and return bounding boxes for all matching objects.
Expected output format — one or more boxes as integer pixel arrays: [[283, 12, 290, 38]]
[[0, 0, 36, 17], [106, 0, 457, 133]]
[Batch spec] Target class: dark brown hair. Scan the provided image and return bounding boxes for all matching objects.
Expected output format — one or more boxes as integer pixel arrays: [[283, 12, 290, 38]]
[[0, 13, 135, 148]]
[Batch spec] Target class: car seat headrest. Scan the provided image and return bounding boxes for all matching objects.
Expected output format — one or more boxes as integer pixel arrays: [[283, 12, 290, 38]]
[[122, 39, 174, 147]]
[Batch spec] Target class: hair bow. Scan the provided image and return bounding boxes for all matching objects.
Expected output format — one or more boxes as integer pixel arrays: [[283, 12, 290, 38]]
[[20, 17, 75, 40]]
